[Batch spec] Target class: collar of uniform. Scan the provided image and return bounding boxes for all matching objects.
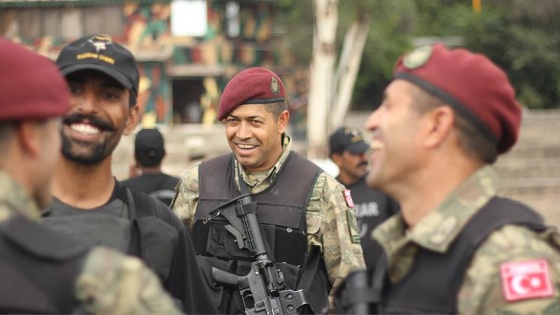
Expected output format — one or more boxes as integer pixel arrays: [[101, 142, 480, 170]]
[[235, 134, 292, 188], [406, 166, 499, 253], [0, 171, 41, 222], [372, 213, 409, 258]]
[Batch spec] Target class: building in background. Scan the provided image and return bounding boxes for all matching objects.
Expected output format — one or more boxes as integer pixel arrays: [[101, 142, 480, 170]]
[[0, 0, 301, 126]]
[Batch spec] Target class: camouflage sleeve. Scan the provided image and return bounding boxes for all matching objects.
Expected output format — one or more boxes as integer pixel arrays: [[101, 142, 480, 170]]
[[459, 225, 560, 315], [307, 172, 366, 311], [170, 163, 200, 231], [75, 247, 182, 315]]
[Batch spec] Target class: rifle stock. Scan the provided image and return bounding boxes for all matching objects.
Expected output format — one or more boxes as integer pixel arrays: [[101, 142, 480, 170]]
[[206, 194, 311, 314]]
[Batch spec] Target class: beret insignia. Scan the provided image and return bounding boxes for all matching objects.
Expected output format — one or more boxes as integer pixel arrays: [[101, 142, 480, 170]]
[[271, 77, 280, 95], [403, 45, 433, 69]]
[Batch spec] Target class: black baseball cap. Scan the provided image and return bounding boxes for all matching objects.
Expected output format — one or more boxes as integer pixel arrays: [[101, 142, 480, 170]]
[[329, 126, 369, 156], [56, 34, 139, 106], [135, 128, 165, 167]]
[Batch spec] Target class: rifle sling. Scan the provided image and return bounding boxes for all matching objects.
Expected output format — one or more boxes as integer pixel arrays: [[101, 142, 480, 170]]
[[237, 162, 251, 195], [296, 245, 320, 290], [371, 252, 386, 302], [126, 189, 143, 258]]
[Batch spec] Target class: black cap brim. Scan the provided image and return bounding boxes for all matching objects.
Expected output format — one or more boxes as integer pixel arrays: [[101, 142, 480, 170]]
[[60, 63, 134, 91], [346, 141, 369, 154]]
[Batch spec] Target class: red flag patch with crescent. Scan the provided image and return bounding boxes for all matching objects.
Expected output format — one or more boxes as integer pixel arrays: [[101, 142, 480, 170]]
[[500, 259, 554, 302]]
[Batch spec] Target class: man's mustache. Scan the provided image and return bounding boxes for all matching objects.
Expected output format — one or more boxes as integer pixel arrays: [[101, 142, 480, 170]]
[[63, 113, 117, 132]]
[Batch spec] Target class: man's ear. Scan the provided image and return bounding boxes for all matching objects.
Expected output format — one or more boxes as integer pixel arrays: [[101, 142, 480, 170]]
[[16, 121, 41, 158], [124, 105, 140, 136], [277, 110, 290, 134], [331, 152, 343, 167], [423, 106, 455, 148]]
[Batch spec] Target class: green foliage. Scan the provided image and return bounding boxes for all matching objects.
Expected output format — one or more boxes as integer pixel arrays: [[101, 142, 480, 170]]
[[352, 0, 416, 109], [276, 0, 314, 65], [418, 1, 560, 109], [277, 0, 416, 110], [277, 0, 560, 110]]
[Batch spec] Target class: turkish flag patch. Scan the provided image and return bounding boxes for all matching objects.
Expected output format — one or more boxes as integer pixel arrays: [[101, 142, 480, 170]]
[[500, 259, 554, 302], [343, 190, 354, 208]]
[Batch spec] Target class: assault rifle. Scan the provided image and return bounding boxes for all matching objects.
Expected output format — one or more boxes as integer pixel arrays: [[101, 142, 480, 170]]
[[204, 194, 311, 315]]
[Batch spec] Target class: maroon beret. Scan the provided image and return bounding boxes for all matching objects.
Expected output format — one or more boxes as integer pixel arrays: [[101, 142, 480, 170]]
[[218, 67, 285, 120], [0, 37, 70, 120], [394, 44, 521, 154]]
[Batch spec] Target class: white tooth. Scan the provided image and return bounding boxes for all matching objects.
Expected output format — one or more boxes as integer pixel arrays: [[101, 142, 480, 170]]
[[71, 124, 100, 135], [238, 144, 255, 149], [370, 140, 384, 151]]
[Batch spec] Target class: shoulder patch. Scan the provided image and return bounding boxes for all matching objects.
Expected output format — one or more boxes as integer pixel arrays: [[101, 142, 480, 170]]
[[343, 189, 355, 208], [346, 209, 361, 244], [500, 259, 554, 302]]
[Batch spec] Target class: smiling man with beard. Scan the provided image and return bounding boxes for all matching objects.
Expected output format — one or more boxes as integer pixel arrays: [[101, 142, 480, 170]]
[[40, 34, 216, 314], [171, 67, 365, 314], [0, 37, 182, 315]]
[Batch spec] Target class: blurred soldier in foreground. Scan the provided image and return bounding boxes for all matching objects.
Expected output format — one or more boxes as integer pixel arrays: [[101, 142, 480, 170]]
[[354, 44, 560, 314], [40, 34, 215, 313], [172, 67, 365, 314], [0, 37, 180, 314], [329, 126, 399, 270], [123, 127, 180, 206]]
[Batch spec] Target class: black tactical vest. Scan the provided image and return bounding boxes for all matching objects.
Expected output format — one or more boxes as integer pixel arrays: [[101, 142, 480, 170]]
[[193, 152, 328, 313], [0, 215, 91, 314], [43, 182, 178, 285], [381, 197, 546, 314]]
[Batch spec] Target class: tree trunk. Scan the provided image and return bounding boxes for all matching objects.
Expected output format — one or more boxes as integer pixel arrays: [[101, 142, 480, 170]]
[[330, 18, 369, 133], [307, 0, 338, 159]]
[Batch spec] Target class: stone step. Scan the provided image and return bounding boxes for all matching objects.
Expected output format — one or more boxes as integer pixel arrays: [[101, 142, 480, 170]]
[[500, 146, 560, 159], [498, 177, 560, 194], [494, 158, 560, 178]]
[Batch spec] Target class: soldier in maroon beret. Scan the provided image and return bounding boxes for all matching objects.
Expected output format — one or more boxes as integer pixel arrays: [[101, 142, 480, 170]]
[[172, 67, 366, 314], [0, 37, 70, 211], [356, 44, 560, 313], [0, 37, 182, 314]]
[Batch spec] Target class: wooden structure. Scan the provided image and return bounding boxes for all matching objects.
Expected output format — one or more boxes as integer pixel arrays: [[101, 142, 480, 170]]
[[0, 0, 299, 126]]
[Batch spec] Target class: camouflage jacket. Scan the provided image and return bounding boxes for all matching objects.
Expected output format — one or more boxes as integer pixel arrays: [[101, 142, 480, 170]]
[[172, 135, 366, 311], [0, 171, 181, 315], [373, 166, 560, 315]]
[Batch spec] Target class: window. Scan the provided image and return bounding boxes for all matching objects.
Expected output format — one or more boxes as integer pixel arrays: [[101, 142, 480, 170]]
[[0, 6, 124, 40]]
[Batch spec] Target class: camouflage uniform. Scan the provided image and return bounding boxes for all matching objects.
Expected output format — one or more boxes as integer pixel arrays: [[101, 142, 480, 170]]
[[0, 171, 181, 315], [173, 135, 366, 311], [373, 166, 560, 314]]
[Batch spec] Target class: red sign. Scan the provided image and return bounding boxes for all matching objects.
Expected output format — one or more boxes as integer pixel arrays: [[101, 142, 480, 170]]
[[500, 259, 554, 302], [343, 190, 354, 208]]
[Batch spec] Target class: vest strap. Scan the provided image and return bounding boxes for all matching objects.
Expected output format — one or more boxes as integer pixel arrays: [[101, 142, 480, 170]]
[[382, 196, 546, 314], [0, 215, 89, 313]]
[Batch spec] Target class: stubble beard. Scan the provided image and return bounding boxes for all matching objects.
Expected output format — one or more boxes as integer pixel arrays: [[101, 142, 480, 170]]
[[61, 134, 115, 165]]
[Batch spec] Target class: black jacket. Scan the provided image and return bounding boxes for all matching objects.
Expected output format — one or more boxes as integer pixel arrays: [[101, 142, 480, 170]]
[[42, 180, 216, 314]]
